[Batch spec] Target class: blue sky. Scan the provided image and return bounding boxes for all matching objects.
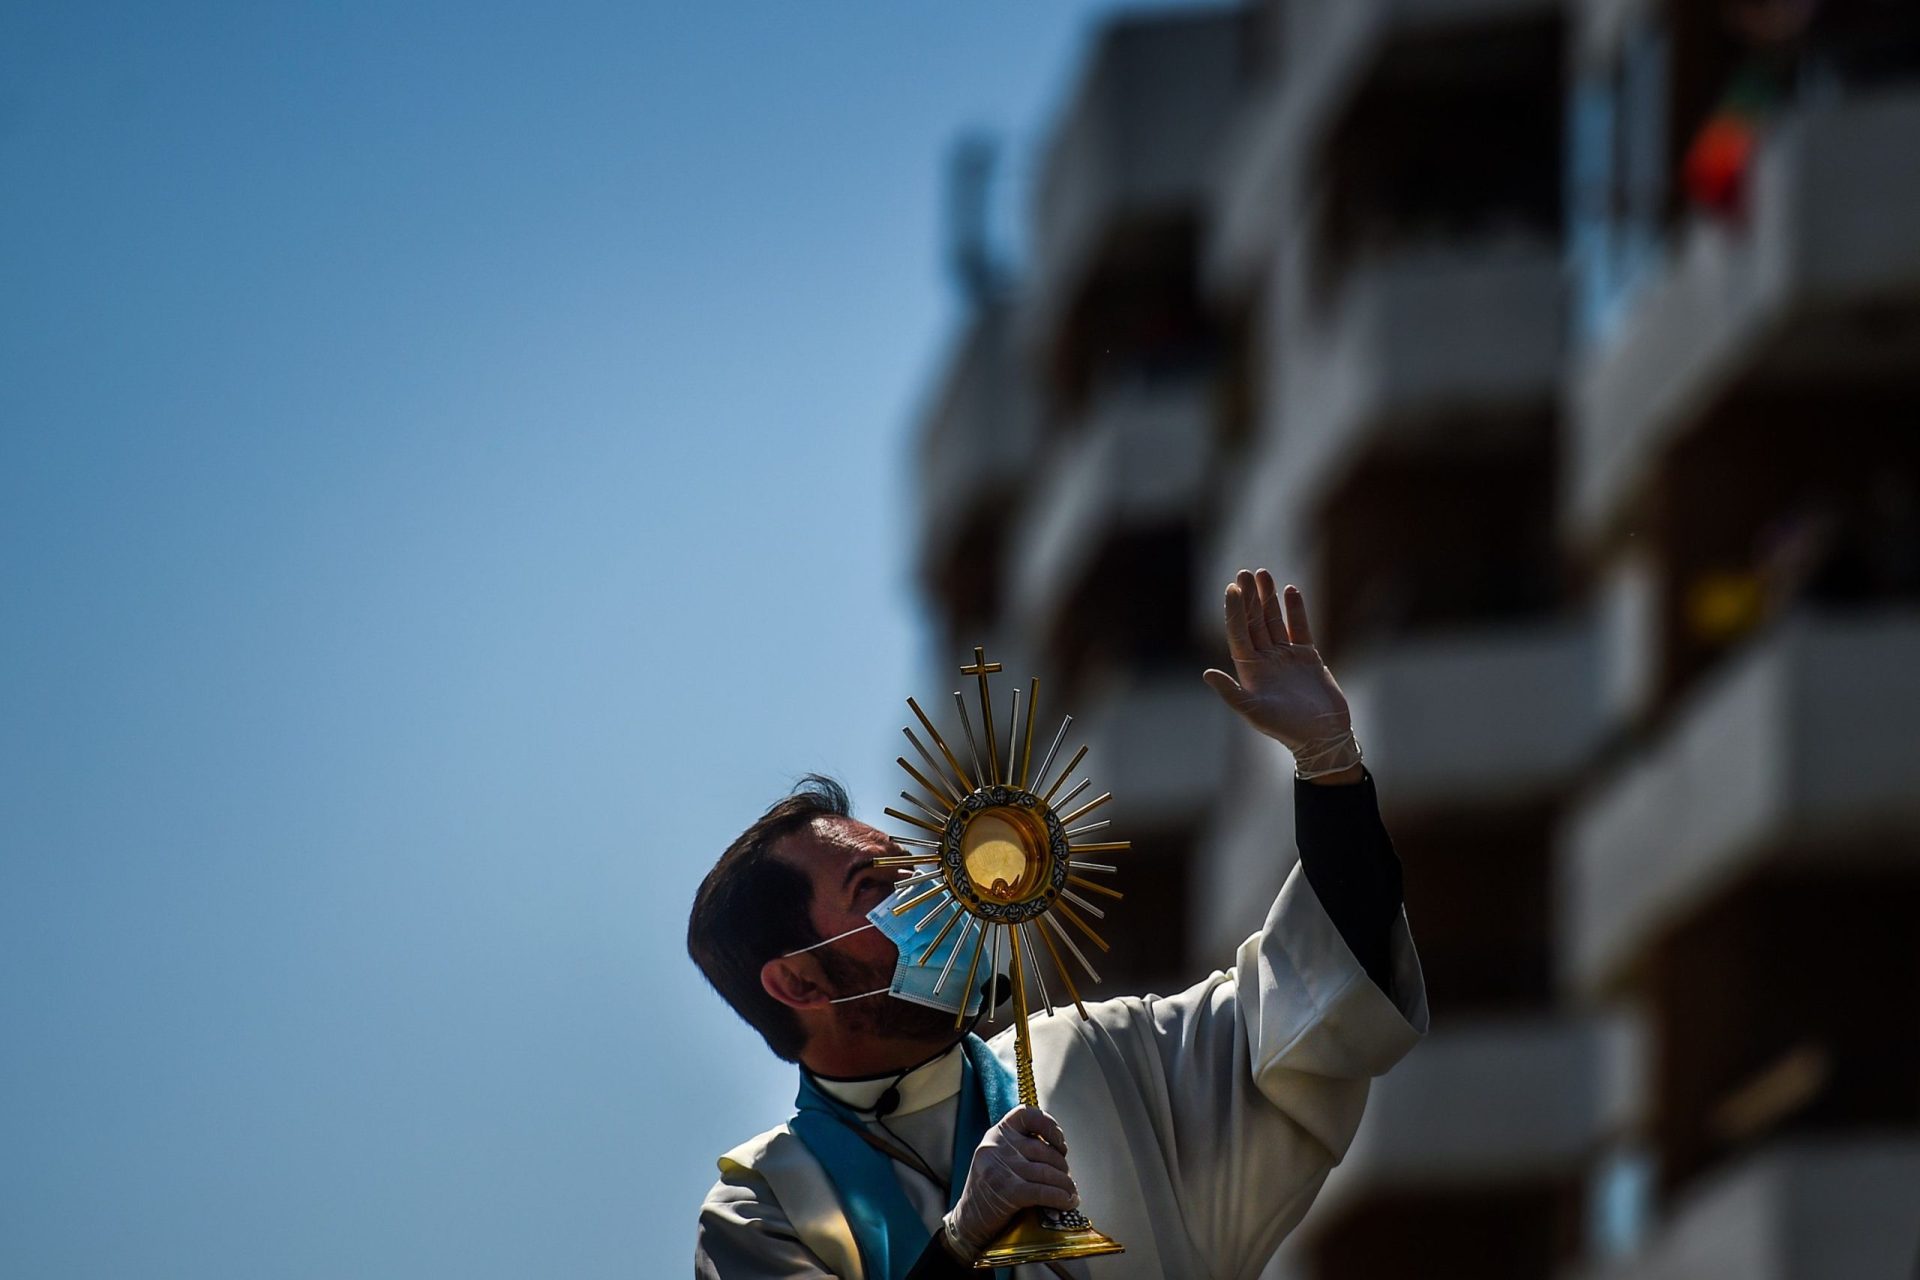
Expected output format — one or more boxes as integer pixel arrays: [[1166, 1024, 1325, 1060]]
[[0, 2, 1213, 1274]]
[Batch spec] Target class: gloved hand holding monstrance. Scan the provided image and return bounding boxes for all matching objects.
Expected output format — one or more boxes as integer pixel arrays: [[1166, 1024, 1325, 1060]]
[[692, 572, 1429, 1279]]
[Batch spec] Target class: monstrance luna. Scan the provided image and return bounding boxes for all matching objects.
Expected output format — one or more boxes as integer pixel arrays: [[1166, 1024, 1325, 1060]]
[[879, 647, 1128, 1268]]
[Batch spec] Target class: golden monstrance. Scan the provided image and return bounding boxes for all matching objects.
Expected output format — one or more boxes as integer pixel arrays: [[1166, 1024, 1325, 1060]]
[[877, 647, 1128, 1268]]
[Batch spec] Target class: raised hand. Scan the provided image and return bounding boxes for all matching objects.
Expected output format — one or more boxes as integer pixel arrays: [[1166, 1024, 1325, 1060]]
[[1202, 569, 1354, 760]]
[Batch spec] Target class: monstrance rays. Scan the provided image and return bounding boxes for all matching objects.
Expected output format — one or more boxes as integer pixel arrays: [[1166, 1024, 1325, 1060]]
[[1052, 776, 1092, 815], [899, 789, 946, 824]]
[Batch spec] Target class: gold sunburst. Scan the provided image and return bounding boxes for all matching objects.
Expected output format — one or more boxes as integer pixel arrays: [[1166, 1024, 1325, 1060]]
[[880, 646, 1127, 1031], [882, 646, 1128, 1267]]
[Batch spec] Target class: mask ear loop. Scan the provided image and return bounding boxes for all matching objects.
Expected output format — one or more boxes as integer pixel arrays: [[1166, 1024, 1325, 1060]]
[[780, 920, 878, 958], [779, 922, 890, 1003]]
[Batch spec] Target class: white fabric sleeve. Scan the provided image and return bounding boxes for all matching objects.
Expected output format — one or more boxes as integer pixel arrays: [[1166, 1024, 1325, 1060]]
[[1080, 859, 1427, 1278]]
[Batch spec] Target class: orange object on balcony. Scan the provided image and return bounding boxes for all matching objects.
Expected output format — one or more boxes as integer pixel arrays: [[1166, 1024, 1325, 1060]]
[[1684, 112, 1759, 217]]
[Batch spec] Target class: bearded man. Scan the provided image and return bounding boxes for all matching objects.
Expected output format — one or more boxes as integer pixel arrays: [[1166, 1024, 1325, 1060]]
[[688, 571, 1428, 1278]]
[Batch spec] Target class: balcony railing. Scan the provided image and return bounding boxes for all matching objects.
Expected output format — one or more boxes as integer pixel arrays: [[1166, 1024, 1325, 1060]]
[[1344, 621, 1600, 813], [1238, 244, 1561, 534], [1561, 609, 1920, 994], [1071, 671, 1232, 834], [1305, 1015, 1619, 1222]]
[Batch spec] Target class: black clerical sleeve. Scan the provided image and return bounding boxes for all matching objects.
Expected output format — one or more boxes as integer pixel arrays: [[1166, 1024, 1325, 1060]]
[[905, 1233, 971, 1279], [1292, 765, 1402, 996]]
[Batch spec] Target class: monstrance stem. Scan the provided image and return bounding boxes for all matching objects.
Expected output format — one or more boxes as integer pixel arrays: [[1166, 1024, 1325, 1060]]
[[1008, 922, 1040, 1109]]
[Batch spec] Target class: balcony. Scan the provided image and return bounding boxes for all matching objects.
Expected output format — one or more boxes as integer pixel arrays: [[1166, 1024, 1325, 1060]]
[[1029, 8, 1245, 339], [1208, 0, 1561, 289], [1072, 671, 1232, 835], [1576, 1138, 1920, 1280], [916, 304, 1037, 604], [1343, 622, 1600, 814], [1305, 1015, 1618, 1222], [1205, 243, 1566, 606], [1569, 88, 1920, 544], [1245, 244, 1562, 529], [1006, 379, 1210, 644], [1561, 609, 1920, 995]]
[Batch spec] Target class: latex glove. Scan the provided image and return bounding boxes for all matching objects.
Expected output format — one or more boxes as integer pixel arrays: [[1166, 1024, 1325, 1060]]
[[942, 1106, 1078, 1259], [1202, 569, 1356, 761]]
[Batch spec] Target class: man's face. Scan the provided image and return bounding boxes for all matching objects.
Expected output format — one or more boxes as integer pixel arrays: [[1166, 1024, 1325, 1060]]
[[774, 814, 957, 1044]]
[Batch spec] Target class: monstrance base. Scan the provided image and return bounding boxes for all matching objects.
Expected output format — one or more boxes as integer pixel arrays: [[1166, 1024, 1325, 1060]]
[[972, 1207, 1125, 1269]]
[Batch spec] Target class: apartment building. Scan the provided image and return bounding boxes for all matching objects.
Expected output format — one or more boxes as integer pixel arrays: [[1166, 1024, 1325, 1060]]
[[1559, 0, 1920, 1275], [909, 1, 1920, 1275]]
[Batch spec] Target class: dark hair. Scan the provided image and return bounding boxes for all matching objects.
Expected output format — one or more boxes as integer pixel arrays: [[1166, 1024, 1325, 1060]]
[[687, 774, 852, 1062]]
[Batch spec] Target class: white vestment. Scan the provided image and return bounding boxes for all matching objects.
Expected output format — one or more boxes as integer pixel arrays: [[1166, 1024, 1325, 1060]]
[[696, 858, 1429, 1279]]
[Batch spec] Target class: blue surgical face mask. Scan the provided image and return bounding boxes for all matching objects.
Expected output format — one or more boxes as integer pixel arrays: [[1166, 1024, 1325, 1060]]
[[782, 877, 1006, 1016]]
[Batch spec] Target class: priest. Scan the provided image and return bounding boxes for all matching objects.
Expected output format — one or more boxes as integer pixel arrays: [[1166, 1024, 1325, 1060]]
[[688, 570, 1429, 1278]]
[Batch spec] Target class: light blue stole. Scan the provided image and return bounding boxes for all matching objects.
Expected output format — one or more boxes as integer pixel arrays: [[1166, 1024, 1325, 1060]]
[[791, 1034, 1018, 1280]]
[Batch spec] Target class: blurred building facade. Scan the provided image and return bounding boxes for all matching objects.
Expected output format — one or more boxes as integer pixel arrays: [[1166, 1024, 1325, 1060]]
[[908, 2, 1920, 1277]]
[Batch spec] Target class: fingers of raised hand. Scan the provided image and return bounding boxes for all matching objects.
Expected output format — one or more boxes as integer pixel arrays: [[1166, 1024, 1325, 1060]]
[[1254, 569, 1287, 643], [1227, 570, 1318, 653], [1282, 582, 1315, 648], [1236, 570, 1271, 649], [1202, 667, 1251, 712], [1223, 582, 1257, 661]]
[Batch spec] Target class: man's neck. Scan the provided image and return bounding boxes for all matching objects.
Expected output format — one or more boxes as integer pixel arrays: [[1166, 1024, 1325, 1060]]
[[799, 1031, 962, 1081]]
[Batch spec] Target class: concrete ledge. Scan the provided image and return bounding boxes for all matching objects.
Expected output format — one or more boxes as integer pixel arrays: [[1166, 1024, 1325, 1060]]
[[1307, 1014, 1615, 1223], [1345, 621, 1600, 813], [1006, 380, 1210, 640], [1561, 609, 1920, 995], [1071, 672, 1232, 833], [1277, 245, 1562, 515]]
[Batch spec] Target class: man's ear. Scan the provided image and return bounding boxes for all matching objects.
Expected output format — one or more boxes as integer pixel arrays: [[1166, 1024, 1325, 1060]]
[[762, 954, 832, 1011]]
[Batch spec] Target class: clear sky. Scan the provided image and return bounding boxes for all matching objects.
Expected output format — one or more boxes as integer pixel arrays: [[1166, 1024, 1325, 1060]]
[[0, 2, 1213, 1274]]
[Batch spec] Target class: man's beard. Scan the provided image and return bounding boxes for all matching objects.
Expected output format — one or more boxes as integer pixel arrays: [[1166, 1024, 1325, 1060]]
[[816, 947, 964, 1043]]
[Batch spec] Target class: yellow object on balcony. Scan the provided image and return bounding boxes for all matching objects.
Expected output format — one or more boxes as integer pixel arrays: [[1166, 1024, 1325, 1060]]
[[1685, 571, 1766, 644]]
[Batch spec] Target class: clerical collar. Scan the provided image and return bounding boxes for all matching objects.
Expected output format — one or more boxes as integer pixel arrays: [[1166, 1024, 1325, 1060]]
[[806, 1041, 966, 1116]]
